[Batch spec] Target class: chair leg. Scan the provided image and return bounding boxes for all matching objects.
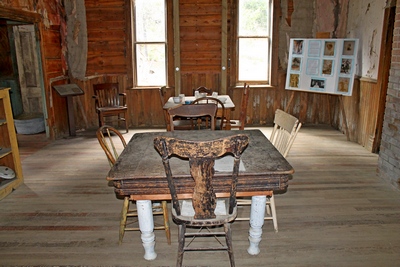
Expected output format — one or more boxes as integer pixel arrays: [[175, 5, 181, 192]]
[[224, 223, 235, 267], [176, 224, 186, 267], [269, 194, 278, 232], [124, 113, 129, 133], [162, 200, 171, 245], [119, 197, 130, 245]]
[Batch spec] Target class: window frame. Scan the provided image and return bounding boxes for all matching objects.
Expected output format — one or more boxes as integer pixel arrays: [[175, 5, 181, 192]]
[[230, 0, 279, 87], [130, 0, 171, 88]]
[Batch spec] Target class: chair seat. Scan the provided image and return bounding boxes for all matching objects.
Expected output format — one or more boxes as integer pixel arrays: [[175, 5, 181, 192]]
[[97, 106, 127, 112], [172, 199, 237, 226]]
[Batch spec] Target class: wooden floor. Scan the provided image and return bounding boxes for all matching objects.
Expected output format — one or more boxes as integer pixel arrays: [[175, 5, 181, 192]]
[[1, 125, 400, 266]]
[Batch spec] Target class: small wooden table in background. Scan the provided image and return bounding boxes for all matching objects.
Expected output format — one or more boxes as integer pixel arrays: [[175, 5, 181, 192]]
[[163, 95, 235, 130]]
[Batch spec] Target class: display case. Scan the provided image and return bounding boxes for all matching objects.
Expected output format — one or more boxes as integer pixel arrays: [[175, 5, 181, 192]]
[[0, 87, 23, 200]]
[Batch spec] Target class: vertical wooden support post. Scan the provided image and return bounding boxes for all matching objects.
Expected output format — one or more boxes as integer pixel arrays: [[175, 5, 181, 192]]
[[221, 0, 228, 94], [173, 0, 181, 96]]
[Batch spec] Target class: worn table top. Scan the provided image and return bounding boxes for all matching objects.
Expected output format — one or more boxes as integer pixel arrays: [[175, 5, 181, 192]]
[[107, 130, 294, 198]]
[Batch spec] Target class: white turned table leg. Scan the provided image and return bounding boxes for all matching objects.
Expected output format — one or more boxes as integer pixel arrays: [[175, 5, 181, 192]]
[[247, 195, 266, 255], [136, 200, 157, 260]]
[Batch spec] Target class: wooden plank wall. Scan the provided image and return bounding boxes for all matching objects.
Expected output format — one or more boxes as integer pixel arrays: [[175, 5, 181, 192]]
[[357, 79, 380, 151], [179, 0, 222, 95], [42, 25, 69, 139], [85, 0, 128, 76]]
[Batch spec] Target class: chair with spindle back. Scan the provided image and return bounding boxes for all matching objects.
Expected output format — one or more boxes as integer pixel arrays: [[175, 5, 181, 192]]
[[96, 125, 171, 245], [236, 109, 301, 232], [228, 83, 250, 130], [167, 103, 218, 131], [154, 134, 249, 267], [191, 97, 226, 130], [93, 83, 128, 133]]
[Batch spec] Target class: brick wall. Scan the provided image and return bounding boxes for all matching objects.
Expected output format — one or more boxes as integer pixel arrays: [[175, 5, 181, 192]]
[[378, 1, 400, 188]]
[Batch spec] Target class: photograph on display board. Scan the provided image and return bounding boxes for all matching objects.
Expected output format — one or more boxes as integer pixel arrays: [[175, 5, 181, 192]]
[[342, 41, 356, 56], [308, 40, 322, 57], [310, 78, 326, 91], [291, 57, 302, 72], [289, 74, 300, 88], [292, 40, 304, 55], [306, 58, 320, 75], [324, 41, 336, 56], [340, 58, 353, 75], [322, 59, 334, 76], [337, 77, 351, 94]]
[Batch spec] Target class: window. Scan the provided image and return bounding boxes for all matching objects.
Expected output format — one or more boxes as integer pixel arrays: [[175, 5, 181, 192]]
[[237, 0, 271, 83], [133, 0, 166, 87]]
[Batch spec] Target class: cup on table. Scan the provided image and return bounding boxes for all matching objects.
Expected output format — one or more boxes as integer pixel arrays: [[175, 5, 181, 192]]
[[212, 92, 218, 97], [194, 90, 200, 99], [179, 94, 185, 103], [173, 96, 181, 104]]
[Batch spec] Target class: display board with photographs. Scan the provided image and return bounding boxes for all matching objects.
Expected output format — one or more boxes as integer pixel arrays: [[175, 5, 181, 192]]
[[285, 38, 358, 96]]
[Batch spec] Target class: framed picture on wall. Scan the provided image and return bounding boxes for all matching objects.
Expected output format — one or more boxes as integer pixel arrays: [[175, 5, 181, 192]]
[[289, 73, 300, 88], [342, 41, 356, 56], [291, 57, 302, 72], [310, 77, 326, 91], [292, 39, 304, 55], [322, 59, 334, 76], [340, 58, 353, 75], [337, 77, 351, 94], [324, 41, 336, 56]]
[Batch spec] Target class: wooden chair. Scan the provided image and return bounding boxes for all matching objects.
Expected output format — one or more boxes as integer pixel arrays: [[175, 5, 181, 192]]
[[154, 134, 249, 267], [192, 97, 226, 130], [229, 83, 250, 130], [158, 86, 170, 129], [96, 125, 171, 245], [93, 83, 129, 133], [167, 103, 218, 131], [236, 109, 301, 232], [193, 86, 213, 96]]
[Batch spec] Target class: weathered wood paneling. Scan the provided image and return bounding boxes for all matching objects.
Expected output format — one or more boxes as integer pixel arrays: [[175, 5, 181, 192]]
[[0, 22, 13, 78], [179, 1, 222, 91], [357, 79, 380, 150], [85, 0, 128, 76]]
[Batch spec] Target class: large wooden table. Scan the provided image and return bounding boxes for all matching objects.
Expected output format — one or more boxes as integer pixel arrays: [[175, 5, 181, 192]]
[[107, 130, 294, 260]]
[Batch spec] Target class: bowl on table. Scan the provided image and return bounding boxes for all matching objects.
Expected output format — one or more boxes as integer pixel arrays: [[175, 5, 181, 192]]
[[173, 96, 181, 104]]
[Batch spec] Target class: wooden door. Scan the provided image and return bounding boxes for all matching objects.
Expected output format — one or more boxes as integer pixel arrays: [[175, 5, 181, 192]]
[[176, 0, 227, 95], [13, 24, 44, 115]]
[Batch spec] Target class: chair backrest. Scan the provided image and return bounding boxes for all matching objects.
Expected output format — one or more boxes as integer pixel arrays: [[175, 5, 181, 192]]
[[159, 86, 170, 127], [167, 103, 218, 131], [96, 125, 126, 166], [192, 97, 225, 130], [193, 86, 213, 96], [93, 83, 122, 108], [238, 83, 250, 130], [154, 134, 249, 219], [269, 109, 302, 158]]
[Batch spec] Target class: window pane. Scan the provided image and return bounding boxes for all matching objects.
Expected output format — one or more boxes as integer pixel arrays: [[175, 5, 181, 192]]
[[238, 38, 269, 81], [135, 0, 165, 42], [136, 44, 166, 86], [238, 0, 269, 36]]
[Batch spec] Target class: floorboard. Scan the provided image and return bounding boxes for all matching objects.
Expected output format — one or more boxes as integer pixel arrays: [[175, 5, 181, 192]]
[[0, 125, 399, 266]]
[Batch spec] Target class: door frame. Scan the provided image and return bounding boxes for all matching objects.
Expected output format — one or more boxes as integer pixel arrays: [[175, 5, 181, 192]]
[[0, 7, 49, 137]]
